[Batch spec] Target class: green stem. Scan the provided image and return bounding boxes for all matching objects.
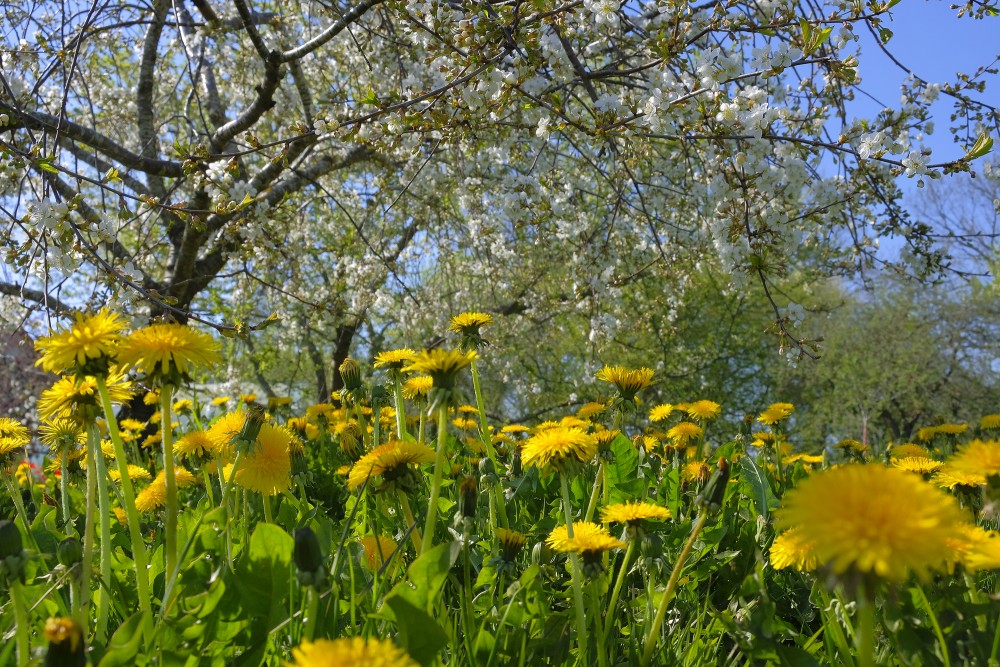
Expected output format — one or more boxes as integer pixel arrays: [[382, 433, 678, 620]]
[[79, 426, 99, 630], [560, 473, 589, 663], [815, 586, 856, 667], [915, 584, 948, 667], [603, 537, 636, 643], [10, 580, 30, 667], [421, 405, 450, 555], [584, 461, 605, 523], [303, 586, 319, 642], [471, 360, 509, 529], [354, 403, 369, 449], [262, 493, 273, 523], [590, 579, 608, 667], [392, 375, 408, 440], [160, 387, 179, 600], [60, 453, 71, 532], [857, 596, 875, 667], [641, 509, 709, 667], [1, 467, 37, 553], [220, 451, 245, 570], [417, 407, 426, 445], [398, 491, 422, 553], [92, 440, 112, 642]]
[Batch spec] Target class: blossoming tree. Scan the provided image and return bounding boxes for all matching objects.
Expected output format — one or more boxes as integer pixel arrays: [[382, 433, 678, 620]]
[[0, 0, 996, 401]]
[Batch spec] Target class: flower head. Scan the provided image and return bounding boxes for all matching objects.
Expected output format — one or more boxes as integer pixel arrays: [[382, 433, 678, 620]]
[[546, 521, 625, 575], [34, 309, 126, 376], [116, 323, 220, 386], [174, 429, 215, 461], [348, 440, 436, 491], [667, 421, 702, 446], [449, 311, 493, 349], [946, 524, 1000, 572], [980, 414, 1000, 431], [286, 637, 419, 667], [38, 373, 132, 425], [401, 375, 433, 401], [39, 419, 86, 454], [577, 402, 607, 420], [932, 466, 986, 490], [403, 349, 477, 409], [0, 418, 30, 459], [359, 535, 401, 572], [520, 426, 597, 474], [223, 422, 293, 496], [373, 348, 417, 371], [682, 400, 721, 421], [776, 463, 966, 582], [891, 457, 944, 476], [889, 443, 932, 459], [769, 527, 818, 571], [648, 404, 674, 423], [601, 501, 671, 530], [757, 402, 794, 425], [595, 365, 655, 403], [948, 439, 1000, 479]]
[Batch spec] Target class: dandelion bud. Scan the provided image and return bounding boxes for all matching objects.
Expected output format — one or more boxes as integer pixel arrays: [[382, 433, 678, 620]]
[[57, 537, 83, 568], [0, 520, 22, 559], [458, 476, 478, 519], [293, 527, 325, 588], [696, 457, 731, 513], [234, 404, 267, 453], [45, 617, 86, 667], [339, 357, 363, 392]]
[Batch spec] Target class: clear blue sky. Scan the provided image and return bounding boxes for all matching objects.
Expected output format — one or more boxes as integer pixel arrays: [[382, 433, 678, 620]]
[[853, 0, 999, 162]]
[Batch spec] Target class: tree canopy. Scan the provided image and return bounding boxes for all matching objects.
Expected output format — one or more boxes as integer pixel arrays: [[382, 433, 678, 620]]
[[1, 0, 997, 410]]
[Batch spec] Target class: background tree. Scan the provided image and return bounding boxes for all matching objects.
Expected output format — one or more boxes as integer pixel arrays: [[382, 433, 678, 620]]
[[0, 0, 997, 414]]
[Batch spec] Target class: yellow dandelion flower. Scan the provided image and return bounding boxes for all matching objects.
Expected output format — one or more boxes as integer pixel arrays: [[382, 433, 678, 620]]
[[172, 399, 193, 414], [667, 421, 703, 445], [937, 423, 968, 436], [648, 404, 674, 423], [496, 528, 528, 559], [757, 402, 794, 425], [449, 311, 493, 334], [39, 418, 85, 453], [109, 464, 151, 483], [34, 309, 126, 375], [119, 418, 146, 432], [224, 423, 292, 496], [116, 323, 220, 384], [206, 411, 251, 457], [452, 417, 478, 431], [501, 424, 530, 435], [577, 402, 607, 420], [211, 396, 230, 407], [948, 439, 1000, 478], [916, 426, 938, 441], [769, 527, 818, 571], [520, 427, 598, 473], [135, 480, 167, 513], [38, 373, 132, 423], [783, 453, 825, 466], [946, 524, 1000, 572], [401, 375, 433, 400], [776, 464, 967, 582], [113, 507, 128, 525], [546, 521, 625, 555], [286, 636, 419, 667], [240, 393, 258, 404], [836, 439, 866, 453], [358, 535, 401, 572], [889, 443, 932, 459], [683, 400, 721, 421], [174, 429, 215, 459], [0, 418, 30, 452], [601, 501, 672, 525], [373, 348, 417, 370], [347, 440, 436, 491], [267, 396, 292, 409], [892, 457, 944, 475], [932, 466, 987, 490], [143, 390, 160, 406], [980, 414, 1000, 430], [681, 461, 711, 484], [403, 349, 476, 387], [595, 365, 655, 401]]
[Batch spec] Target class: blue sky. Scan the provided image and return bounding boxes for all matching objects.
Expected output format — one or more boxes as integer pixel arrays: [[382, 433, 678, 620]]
[[852, 1, 999, 161]]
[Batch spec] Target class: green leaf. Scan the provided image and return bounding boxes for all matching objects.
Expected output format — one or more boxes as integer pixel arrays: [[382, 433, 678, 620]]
[[965, 131, 993, 160], [98, 610, 150, 667], [389, 541, 460, 610], [605, 434, 644, 503], [233, 523, 293, 625], [739, 455, 778, 520], [383, 595, 449, 666]]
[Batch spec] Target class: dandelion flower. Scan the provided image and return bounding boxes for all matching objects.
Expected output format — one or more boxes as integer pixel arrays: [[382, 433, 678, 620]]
[[359, 535, 400, 572], [403, 349, 476, 388], [224, 423, 292, 496], [757, 403, 794, 425], [34, 309, 125, 376], [0, 418, 30, 457], [174, 430, 215, 459], [285, 636, 419, 667], [769, 527, 818, 571], [496, 528, 528, 560], [172, 399, 193, 414], [577, 402, 607, 420], [667, 421, 702, 446], [648, 404, 674, 423], [135, 480, 167, 513], [520, 427, 597, 474], [948, 439, 1000, 479], [116, 323, 220, 385], [109, 464, 151, 483], [889, 443, 931, 459], [932, 466, 986, 490], [546, 521, 625, 574], [892, 457, 944, 475], [683, 400, 721, 421], [211, 396, 230, 407], [39, 419, 85, 453], [38, 374, 132, 424], [980, 414, 1000, 431], [776, 464, 966, 582], [682, 461, 711, 484], [601, 501, 671, 526], [595, 365, 655, 402], [449, 311, 493, 349], [946, 524, 1000, 572], [373, 348, 416, 371], [347, 440, 436, 491], [401, 375, 433, 401]]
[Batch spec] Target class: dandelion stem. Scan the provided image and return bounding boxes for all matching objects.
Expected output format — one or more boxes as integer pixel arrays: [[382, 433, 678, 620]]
[[392, 375, 408, 440], [421, 405, 450, 554], [92, 441, 112, 642], [159, 387, 179, 603], [590, 578, 608, 667], [262, 493, 273, 523], [96, 376, 153, 640], [915, 584, 949, 667], [398, 491, 422, 553], [641, 508, 709, 667], [10, 579, 30, 667], [857, 595, 876, 667], [60, 452, 71, 531], [559, 472, 589, 663], [603, 537, 636, 643], [79, 425, 99, 629], [584, 461, 605, 523], [472, 359, 509, 529], [1, 466, 38, 553]]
